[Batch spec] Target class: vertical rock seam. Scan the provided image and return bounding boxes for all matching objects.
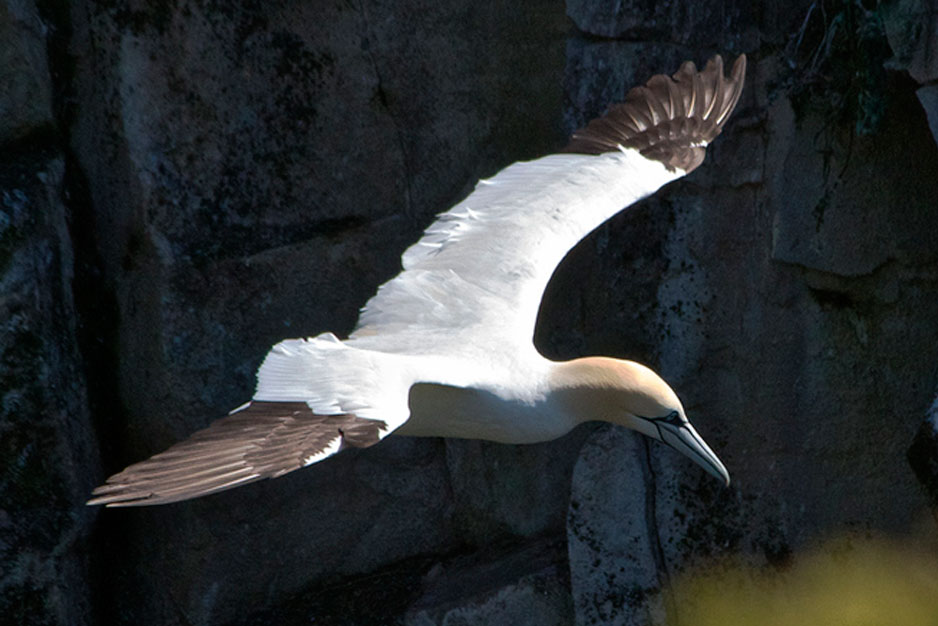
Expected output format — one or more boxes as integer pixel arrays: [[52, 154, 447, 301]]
[[908, 396, 938, 524], [641, 438, 679, 626], [356, 0, 414, 218]]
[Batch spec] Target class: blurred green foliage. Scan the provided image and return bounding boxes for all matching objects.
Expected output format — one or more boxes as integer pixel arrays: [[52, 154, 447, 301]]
[[670, 536, 938, 626]]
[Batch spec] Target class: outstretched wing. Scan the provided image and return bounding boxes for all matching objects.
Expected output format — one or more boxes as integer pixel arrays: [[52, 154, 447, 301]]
[[89, 334, 416, 506], [87, 401, 385, 506], [348, 55, 745, 358]]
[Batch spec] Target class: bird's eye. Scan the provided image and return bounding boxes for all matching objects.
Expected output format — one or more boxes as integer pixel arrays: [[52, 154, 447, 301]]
[[654, 410, 684, 427]]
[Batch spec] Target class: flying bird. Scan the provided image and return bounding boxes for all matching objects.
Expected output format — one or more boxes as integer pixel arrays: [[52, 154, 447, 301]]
[[89, 54, 747, 507]]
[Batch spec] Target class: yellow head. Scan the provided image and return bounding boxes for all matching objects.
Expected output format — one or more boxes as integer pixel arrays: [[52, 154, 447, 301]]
[[551, 357, 729, 485]]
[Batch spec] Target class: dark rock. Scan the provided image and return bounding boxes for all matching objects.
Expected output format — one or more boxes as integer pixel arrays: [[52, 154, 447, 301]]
[[565, 0, 762, 51], [567, 426, 664, 626], [769, 77, 938, 277], [560, 19, 938, 624], [908, 398, 938, 518], [443, 434, 588, 543], [883, 0, 938, 84], [3, 0, 938, 625], [0, 152, 99, 624], [917, 85, 938, 147], [0, 0, 54, 144], [404, 538, 573, 626], [65, 1, 570, 624]]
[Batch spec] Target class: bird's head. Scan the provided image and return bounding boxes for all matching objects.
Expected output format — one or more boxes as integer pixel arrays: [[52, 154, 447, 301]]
[[551, 356, 730, 485]]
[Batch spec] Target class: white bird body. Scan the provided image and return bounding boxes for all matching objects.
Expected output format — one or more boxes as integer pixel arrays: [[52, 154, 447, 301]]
[[254, 150, 681, 443], [89, 54, 746, 507]]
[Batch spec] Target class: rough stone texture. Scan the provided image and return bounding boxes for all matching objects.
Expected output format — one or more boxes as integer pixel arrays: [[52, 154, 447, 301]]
[[908, 396, 938, 520], [0, 153, 99, 622], [442, 435, 589, 543], [917, 84, 938, 146], [0, 3, 100, 624], [0, 0, 54, 144], [65, 1, 571, 624], [883, 0, 938, 84], [567, 426, 664, 626], [885, 1, 938, 145], [555, 3, 938, 623], [404, 538, 573, 626], [565, 0, 761, 50], [3, 0, 938, 625], [769, 96, 938, 276]]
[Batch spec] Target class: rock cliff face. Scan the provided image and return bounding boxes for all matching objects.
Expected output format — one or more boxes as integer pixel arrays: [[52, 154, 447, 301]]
[[2, 0, 937, 624], [1, 3, 99, 624]]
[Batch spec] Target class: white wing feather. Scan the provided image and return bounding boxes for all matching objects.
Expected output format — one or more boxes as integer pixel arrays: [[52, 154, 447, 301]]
[[347, 149, 684, 360], [254, 332, 416, 429]]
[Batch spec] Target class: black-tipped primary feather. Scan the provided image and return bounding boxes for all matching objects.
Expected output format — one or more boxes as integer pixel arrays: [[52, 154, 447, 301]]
[[564, 54, 747, 172], [87, 401, 386, 506]]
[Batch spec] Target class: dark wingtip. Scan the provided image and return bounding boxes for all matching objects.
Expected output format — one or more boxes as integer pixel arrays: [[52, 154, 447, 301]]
[[563, 53, 747, 172], [86, 401, 388, 507]]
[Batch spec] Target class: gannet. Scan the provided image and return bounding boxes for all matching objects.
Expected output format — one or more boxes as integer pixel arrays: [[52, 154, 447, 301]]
[[89, 54, 746, 507]]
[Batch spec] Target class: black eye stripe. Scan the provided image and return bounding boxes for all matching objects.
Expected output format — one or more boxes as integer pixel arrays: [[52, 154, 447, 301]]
[[636, 410, 683, 427]]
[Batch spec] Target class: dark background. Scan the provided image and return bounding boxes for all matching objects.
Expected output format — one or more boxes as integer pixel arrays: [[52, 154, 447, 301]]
[[2, 0, 938, 624]]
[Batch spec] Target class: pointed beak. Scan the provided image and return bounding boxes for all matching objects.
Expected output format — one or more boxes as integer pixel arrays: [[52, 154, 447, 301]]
[[656, 420, 730, 486]]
